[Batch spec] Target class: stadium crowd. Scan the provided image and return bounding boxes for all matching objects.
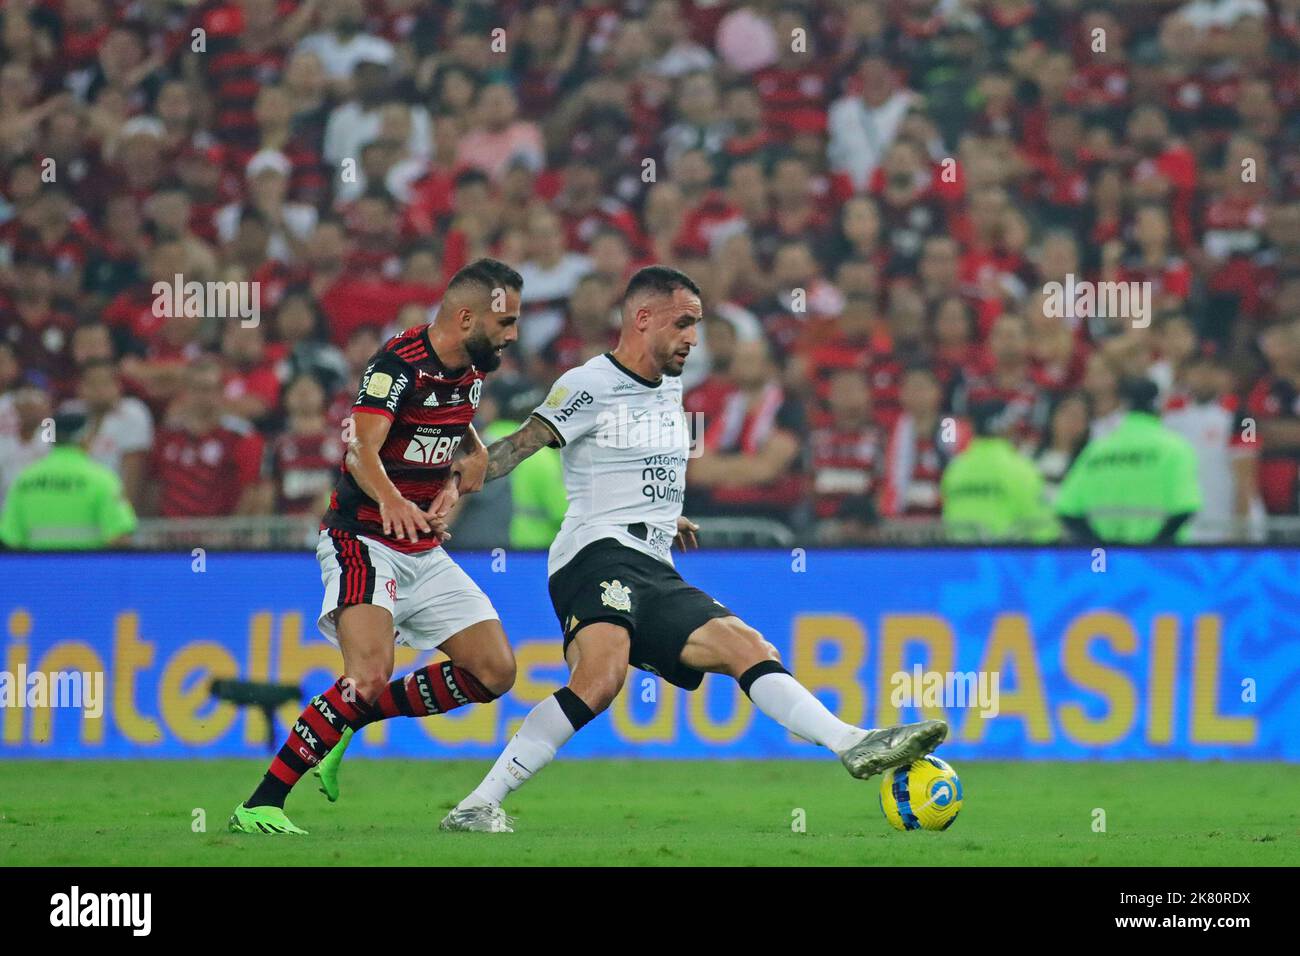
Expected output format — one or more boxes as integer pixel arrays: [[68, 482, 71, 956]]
[[2, 0, 1299, 546]]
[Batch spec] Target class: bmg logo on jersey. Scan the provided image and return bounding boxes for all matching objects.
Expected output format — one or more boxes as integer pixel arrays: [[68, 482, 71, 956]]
[[402, 432, 461, 465], [549, 388, 594, 423], [596, 403, 705, 457]]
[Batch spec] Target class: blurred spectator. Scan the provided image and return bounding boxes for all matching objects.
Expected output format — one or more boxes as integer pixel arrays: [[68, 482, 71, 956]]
[[265, 373, 343, 516], [810, 369, 885, 543], [1057, 378, 1202, 543], [456, 82, 545, 182], [828, 54, 918, 192], [0, 406, 135, 550], [0, 384, 52, 499], [1246, 320, 1300, 515], [881, 366, 968, 519], [689, 337, 805, 523], [72, 357, 153, 510], [1165, 353, 1264, 541], [1083, 351, 1126, 440], [145, 359, 264, 518], [942, 400, 1058, 542], [1034, 392, 1090, 506]]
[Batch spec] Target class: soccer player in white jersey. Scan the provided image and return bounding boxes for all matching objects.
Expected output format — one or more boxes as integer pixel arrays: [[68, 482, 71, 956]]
[[435, 265, 948, 832]]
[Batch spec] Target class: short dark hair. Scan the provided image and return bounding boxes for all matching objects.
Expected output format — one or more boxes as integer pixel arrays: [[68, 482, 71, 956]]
[[446, 257, 523, 297], [969, 399, 1010, 437], [1119, 376, 1160, 414], [623, 265, 701, 303]]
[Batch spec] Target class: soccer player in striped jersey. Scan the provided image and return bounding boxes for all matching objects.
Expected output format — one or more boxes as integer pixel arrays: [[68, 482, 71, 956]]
[[230, 258, 524, 835]]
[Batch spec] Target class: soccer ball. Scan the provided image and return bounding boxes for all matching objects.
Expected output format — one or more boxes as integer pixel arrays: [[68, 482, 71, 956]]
[[879, 755, 963, 831]]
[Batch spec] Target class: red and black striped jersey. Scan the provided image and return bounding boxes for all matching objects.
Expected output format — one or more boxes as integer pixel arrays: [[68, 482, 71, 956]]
[[321, 325, 485, 553]]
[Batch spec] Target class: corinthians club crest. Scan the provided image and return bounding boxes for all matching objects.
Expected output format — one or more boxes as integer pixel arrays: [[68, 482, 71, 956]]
[[599, 579, 632, 612]]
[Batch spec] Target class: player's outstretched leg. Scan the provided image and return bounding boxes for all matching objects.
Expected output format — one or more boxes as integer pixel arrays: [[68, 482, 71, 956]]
[[314, 619, 514, 802], [231, 605, 394, 834], [441, 622, 626, 833], [681, 616, 948, 780]]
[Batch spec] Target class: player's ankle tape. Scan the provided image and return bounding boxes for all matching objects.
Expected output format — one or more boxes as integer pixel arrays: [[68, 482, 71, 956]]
[[554, 687, 596, 731], [737, 660, 790, 698]]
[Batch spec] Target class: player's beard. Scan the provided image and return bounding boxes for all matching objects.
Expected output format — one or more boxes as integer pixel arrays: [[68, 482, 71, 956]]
[[465, 327, 503, 372], [662, 350, 687, 377]]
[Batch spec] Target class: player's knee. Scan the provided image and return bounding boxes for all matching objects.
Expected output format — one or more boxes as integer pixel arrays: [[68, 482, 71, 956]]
[[471, 649, 516, 698]]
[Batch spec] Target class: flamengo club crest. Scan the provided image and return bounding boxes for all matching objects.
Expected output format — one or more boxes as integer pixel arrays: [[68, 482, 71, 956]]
[[599, 580, 632, 612]]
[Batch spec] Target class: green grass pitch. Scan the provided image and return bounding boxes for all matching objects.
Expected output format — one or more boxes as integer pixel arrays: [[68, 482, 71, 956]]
[[3, 759, 1297, 866]]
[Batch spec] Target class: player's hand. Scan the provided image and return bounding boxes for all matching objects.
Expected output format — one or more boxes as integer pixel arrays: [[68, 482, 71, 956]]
[[426, 476, 460, 521], [380, 494, 433, 542], [675, 516, 699, 551], [455, 443, 488, 495], [427, 515, 452, 542]]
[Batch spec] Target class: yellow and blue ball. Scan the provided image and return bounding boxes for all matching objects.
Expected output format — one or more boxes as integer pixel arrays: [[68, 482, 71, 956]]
[[879, 755, 963, 831]]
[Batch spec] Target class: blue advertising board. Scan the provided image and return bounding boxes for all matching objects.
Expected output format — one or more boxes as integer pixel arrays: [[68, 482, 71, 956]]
[[1, 549, 1297, 760]]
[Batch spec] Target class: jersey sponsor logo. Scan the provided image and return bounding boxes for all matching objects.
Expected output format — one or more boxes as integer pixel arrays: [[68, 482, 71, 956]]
[[423, 391, 440, 407], [412, 671, 437, 713], [443, 666, 470, 706], [365, 371, 394, 398], [386, 373, 409, 412], [293, 719, 318, 750], [401, 433, 462, 465], [312, 696, 337, 725], [553, 390, 595, 423], [599, 579, 632, 612]]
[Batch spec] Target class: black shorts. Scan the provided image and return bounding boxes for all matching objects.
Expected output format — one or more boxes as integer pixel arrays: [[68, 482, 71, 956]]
[[548, 538, 734, 690]]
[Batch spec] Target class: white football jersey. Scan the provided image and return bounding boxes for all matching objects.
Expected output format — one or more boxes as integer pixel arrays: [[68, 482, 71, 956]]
[[532, 353, 690, 575]]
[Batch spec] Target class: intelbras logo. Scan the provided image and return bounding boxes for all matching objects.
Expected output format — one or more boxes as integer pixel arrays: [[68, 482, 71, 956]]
[[50, 886, 151, 936]]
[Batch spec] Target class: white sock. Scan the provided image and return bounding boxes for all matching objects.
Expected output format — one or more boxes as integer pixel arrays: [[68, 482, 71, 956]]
[[460, 693, 581, 809], [747, 671, 864, 754]]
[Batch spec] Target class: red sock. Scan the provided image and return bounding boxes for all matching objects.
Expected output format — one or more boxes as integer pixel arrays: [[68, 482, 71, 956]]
[[249, 678, 371, 807], [357, 661, 496, 727]]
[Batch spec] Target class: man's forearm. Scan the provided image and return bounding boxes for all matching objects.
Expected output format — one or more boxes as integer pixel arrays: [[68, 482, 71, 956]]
[[485, 416, 554, 481], [346, 442, 401, 504]]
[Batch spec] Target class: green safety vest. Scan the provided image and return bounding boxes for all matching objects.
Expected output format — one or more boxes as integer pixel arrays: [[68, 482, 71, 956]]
[[941, 437, 1059, 542], [1055, 412, 1201, 543], [0, 446, 137, 550], [483, 419, 567, 549]]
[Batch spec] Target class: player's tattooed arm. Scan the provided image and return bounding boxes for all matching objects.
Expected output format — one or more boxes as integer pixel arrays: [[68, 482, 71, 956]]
[[485, 415, 558, 481]]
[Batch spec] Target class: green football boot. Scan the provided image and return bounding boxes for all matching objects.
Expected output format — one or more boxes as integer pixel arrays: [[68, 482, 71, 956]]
[[314, 726, 355, 802], [228, 803, 308, 835]]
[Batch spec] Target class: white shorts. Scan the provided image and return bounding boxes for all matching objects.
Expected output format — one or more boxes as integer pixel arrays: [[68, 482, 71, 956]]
[[316, 530, 498, 650]]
